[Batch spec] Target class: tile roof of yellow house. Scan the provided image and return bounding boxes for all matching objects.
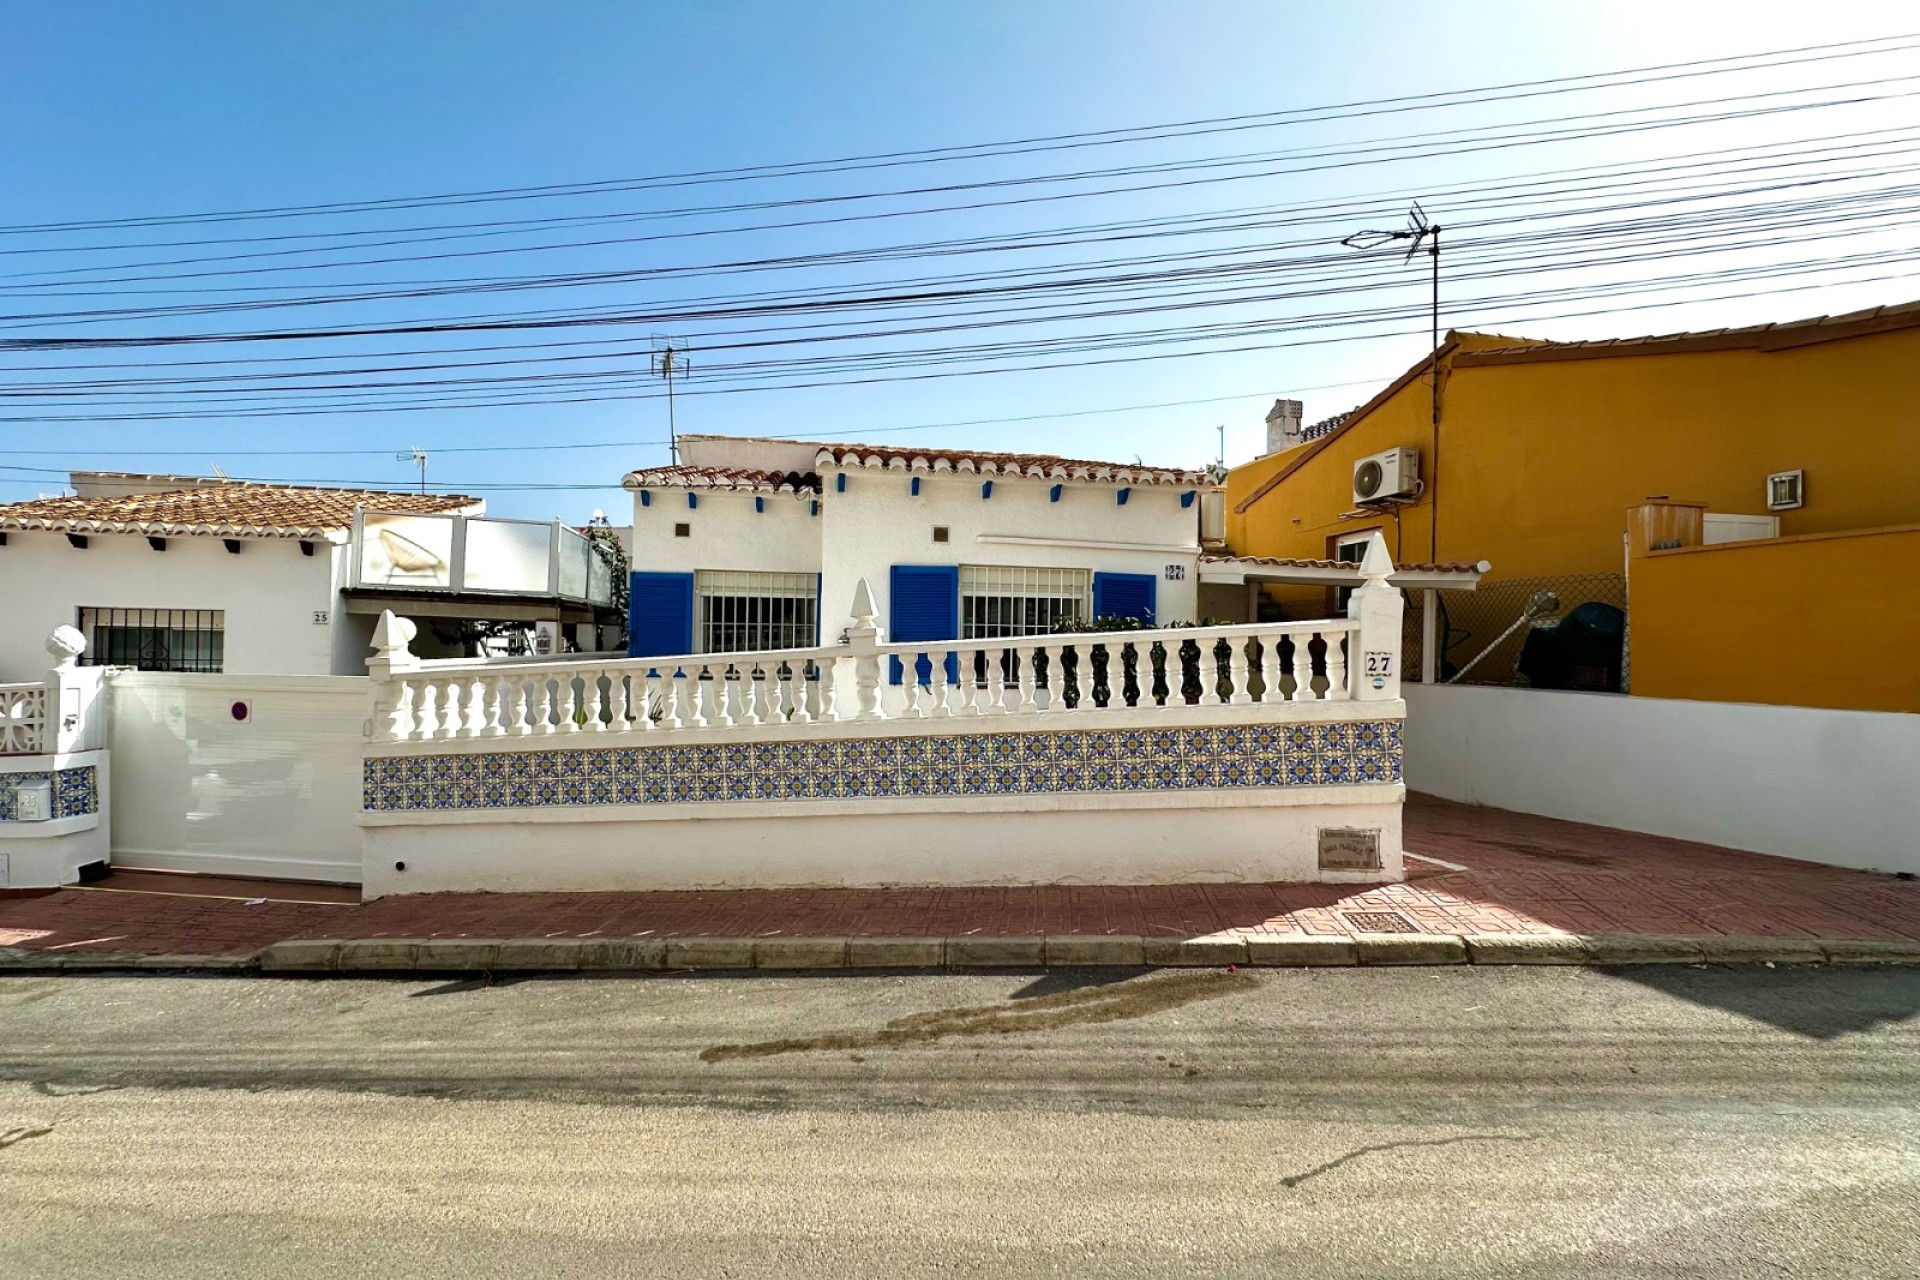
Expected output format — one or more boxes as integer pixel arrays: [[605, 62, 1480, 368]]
[[1222, 298, 1920, 712]]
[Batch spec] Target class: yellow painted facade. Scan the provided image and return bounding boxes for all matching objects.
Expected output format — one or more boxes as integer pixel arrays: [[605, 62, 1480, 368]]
[[1224, 302, 1920, 711], [1628, 523, 1920, 713]]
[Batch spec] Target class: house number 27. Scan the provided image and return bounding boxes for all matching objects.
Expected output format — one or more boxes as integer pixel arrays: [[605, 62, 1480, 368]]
[[1364, 650, 1393, 688], [1164, 564, 1186, 580]]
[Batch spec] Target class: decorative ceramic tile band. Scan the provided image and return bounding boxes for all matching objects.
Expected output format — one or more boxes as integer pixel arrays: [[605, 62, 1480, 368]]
[[0, 765, 99, 821], [363, 722, 1402, 813]]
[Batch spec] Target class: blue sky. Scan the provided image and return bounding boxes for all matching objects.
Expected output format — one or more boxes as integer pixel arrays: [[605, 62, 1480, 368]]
[[3, 0, 1916, 517]]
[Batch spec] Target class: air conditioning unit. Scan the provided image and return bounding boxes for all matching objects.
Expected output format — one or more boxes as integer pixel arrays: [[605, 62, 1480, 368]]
[[1352, 447, 1420, 505]]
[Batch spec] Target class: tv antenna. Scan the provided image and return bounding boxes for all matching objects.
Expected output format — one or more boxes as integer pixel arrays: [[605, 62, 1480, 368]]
[[1343, 202, 1443, 557], [1341, 202, 1442, 366], [396, 446, 428, 493], [650, 337, 691, 463]]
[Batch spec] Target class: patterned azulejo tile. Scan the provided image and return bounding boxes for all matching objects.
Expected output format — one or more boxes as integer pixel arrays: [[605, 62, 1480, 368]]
[[362, 719, 1403, 812]]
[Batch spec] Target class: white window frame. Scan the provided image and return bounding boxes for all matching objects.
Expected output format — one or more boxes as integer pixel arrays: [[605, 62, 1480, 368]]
[[694, 570, 818, 653], [958, 565, 1091, 640]]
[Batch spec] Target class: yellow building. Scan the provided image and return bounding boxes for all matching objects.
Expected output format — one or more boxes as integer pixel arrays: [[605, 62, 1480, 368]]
[[1220, 300, 1920, 713]]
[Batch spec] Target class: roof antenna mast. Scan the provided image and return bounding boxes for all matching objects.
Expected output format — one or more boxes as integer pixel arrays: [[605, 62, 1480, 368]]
[[396, 446, 428, 493], [650, 336, 691, 464], [1342, 202, 1443, 558]]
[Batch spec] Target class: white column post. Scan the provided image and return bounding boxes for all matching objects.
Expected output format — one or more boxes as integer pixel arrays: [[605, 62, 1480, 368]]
[[1421, 588, 1440, 685], [366, 610, 421, 741], [42, 625, 94, 754], [1349, 532, 1404, 701], [844, 578, 886, 721]]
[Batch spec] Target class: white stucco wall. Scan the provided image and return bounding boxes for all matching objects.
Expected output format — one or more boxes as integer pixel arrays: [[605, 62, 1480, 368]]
[[107, 672, 367, 883], [0, 530, 342, 680], [628, 486, 822, 578], [820, 471, 1200, 632], [363, 791, 1402, 896], [1403, 683, 1920, 874]]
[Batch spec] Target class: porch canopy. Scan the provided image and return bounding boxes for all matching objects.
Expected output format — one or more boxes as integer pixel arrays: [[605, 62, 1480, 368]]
[[1197, 553, 1490, 683]]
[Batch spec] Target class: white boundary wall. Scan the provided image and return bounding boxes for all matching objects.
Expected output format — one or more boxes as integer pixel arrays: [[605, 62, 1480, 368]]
[[1404, 683, 1920, 875], [363, 788, 1403, 897], [107, 672, 366, 883]]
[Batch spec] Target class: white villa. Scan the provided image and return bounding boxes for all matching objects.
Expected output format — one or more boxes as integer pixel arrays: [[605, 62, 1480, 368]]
[[623, 435, 1211, 661], [0, 472, 618, 680]]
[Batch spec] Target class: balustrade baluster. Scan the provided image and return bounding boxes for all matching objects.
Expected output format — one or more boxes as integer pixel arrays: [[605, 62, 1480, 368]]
[[386, 679, 416, 742], [1229, 635, 1254, 705], [481, 676, 507, 737], [1326, 632, 1350, 701], [927, 649, 954, 717], [1013, 644, 1037, 714], [654, 670, 679, 730], [551, 673, 577, 734], [1257, 633, 1282, 704], [415, 681, 441, 741], [607, 670, 631, 733]]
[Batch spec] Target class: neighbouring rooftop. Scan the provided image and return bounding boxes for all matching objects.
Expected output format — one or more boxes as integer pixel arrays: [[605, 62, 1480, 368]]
[[624, 434, 1207, 491], [0, 474, 482, 540]]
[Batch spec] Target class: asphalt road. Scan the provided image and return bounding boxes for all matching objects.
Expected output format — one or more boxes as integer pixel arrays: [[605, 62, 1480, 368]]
[[3, 964, 1920, 1278]]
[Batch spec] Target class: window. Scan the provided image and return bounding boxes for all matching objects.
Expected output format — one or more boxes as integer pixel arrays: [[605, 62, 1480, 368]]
[[1334, 534, 1373, 611], [694, 570, 817, 653], [959, 565, 1090, 639], [78, 608, 225, 673], [1767, 469, 1805, 511]]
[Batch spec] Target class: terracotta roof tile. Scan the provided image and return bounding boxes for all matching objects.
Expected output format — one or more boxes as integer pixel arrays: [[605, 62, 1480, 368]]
[[621, 464, 821, 493], [1200, 553, 1488, 576], [813, 442, 1204, 486], [0, 480, 479, 539], [1455, 298, 1920, 363]]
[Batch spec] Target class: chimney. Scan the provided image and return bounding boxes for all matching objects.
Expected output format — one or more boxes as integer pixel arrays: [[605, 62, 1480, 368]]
[[1264, 399, 1304, 454]]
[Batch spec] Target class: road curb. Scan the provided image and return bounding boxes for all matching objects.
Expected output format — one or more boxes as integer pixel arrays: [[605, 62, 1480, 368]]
[[12, 932, 1920, 974]]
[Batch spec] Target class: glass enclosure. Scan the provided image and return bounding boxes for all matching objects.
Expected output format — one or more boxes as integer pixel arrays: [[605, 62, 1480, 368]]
[[352, 510, 613, 605]]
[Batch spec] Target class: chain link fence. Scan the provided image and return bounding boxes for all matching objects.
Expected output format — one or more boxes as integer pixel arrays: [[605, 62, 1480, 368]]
[[1403, 573, 1628, 690]]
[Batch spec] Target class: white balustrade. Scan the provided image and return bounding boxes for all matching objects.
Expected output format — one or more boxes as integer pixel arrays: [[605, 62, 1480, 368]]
[[0, 683, 49, 755], [363, 538, 1405, 746]]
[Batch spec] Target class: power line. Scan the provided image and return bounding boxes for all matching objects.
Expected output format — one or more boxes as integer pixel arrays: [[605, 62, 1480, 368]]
[[4, 30, 1915, 239]]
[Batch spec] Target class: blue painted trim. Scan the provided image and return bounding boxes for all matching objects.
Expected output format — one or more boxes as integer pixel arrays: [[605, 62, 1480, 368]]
[[1092, 571, 1157, 624], [1116, 488, 1131, 506], [687, 492, 698, 510], [754, 496, 765, 513], [910, 476, 921, 496], [888, 564, 961, 686], [628, 571, 696, 657], [1049, 484, 1063, 503], [981, 481, 993, 500], [639, 490, 651, 507], [836, 473, 847, 493], [810, 500, 820, 517], [1180, 491, 1196, 508]]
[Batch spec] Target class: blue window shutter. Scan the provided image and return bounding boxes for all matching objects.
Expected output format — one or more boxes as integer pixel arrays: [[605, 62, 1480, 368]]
[[888, 564, 959, 685], [628, 571, 694, 658], [1092, 571, 1156, 624]]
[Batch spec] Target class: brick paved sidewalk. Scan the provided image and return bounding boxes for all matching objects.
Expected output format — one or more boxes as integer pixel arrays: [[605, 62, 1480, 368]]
[[5, 793, 1919, 962]]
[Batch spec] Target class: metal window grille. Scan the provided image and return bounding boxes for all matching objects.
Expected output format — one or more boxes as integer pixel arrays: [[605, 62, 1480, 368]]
[[694, 570, 818, 653], [77, 608, 225, 673], [958, 565, 1091, 639]]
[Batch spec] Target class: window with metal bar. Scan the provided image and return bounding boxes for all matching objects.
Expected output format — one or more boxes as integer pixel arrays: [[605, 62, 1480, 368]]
[[958, 565, 1090, 639], [694, 570, 818, 653], [77, 608, 225, 673]]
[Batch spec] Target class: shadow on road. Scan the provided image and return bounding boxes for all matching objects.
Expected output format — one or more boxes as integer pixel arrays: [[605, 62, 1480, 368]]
[[1594, 964, 1920, 1039]]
